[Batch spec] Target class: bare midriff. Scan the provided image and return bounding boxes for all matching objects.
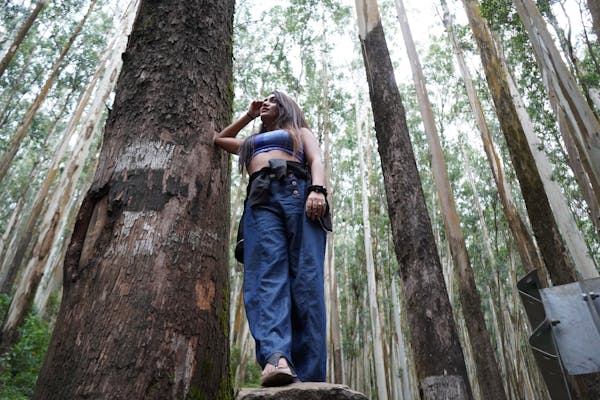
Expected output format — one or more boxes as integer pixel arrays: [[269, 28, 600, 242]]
[[247, 150, 302, 175]]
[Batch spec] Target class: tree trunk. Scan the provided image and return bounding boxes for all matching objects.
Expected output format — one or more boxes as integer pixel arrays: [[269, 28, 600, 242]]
[[588, 0, 600, 40], [356, 96, 388, 400], [392, 1, 506, 398], [321, 54, 343, 385], [0, 7, 134, 352], [0, 0, 49, 78], [355, 1, 472, 397], [33, 1, 235, 398], [462, 0, 580, 285], [515, 0, 600, 228], [0, 0, 98, 185], [440, 0, 546, 281]]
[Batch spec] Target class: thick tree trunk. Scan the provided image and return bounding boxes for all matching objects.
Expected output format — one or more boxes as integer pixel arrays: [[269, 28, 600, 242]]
[[33, 1, 235, 399], [393, 0, 506, 397], [354, 1, 472, 397], [462, 0, 579, 285], [0, 0, 97, 185], [0, 0, 49, 78]]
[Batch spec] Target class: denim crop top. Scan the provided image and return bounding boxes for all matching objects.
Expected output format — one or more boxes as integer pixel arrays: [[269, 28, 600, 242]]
[[243, 129, 305, 167]]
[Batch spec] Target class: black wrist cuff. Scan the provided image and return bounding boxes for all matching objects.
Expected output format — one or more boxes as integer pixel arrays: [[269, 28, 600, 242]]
[[307, 185, 327, 197]]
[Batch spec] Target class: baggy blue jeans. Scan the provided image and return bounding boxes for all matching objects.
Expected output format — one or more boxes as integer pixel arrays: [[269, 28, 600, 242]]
[[242, 169, 327, 382]]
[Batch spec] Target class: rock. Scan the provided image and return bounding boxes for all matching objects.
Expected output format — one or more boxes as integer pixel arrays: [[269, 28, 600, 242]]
[[236, 382, 369, 400]]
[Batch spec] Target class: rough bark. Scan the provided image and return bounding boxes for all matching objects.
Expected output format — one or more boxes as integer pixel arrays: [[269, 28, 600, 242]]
[[355, 1, 472, 397], [462, 0, 578, 285], [0, 0, 49, 78], [237, 382, 368, 400], [33, 1, 235, 399]]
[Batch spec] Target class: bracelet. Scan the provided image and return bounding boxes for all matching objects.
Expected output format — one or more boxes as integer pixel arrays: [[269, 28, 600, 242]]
[[246, 112, 258, 120], [307, 185, 327, 197]]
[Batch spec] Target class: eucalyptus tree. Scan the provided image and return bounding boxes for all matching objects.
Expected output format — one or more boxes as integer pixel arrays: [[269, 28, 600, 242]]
[[461, 0, 585, 285], [0, 0, 49, 78], [392, 0, 506, 397], [355, 0, 472, 397], [0, 0, 98, 185], [33, 1, 235, 398]]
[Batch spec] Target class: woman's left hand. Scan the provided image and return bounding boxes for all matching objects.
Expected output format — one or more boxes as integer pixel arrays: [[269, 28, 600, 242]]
[[306, 191, 327, 221]]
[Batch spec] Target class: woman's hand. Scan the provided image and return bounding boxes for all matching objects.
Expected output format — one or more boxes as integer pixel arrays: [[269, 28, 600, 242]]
[[306, 191, 326, 221], [248, 100, 263, 119]]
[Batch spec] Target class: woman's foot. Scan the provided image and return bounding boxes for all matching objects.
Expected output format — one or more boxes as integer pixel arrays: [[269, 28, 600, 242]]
[[260, 357, 297, 387]]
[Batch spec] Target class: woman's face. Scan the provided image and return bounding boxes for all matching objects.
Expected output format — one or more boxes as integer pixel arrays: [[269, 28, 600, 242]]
[[260, 94, 280, 122]]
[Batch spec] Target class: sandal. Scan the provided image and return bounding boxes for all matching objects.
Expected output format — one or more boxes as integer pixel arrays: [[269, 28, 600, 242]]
[[260, 365, 297, 387]]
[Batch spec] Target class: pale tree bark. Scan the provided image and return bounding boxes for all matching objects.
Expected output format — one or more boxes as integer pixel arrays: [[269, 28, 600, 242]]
[[393, 0, 506, 397], [0, 21, 118, 296], [321, 54, 343, 385], [440, 0, 546, 283], [462, 0, 581, 285], [391, 276, 412, 400], [0, 0, 97, 185], [356, 96, 388, 400], [588, 0, 600, 39], [0, 3, 136, 353], [33, 1, 235, 398], [505, 68, 598, 279], [355, 0, 472, 397], [0, 0, 49, 78], [515, 0, 600, 227]]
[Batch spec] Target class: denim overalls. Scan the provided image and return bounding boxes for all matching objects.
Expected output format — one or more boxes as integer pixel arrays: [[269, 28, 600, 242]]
[[242, 159, 327, 382]]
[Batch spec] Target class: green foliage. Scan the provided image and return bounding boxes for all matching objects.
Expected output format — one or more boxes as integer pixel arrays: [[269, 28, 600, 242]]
[[0, 309, 52, 399]]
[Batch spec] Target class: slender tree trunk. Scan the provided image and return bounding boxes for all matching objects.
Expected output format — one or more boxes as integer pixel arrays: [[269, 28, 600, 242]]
[[321, 55, 343, 384], [0, 24, 117, 297], [588, 0, 600, 40], [355, 1, 472, 397], [0, 0, 49, 77], [0, 0, 97, 185], [356, 96, 388, 400], [33, 1, 235, 398], [462, 0, 582, 285], [393, 0, 506, 397], [0, 7, 134, 352], [515, 0, 600, 225], [441, 0, 546, 282]]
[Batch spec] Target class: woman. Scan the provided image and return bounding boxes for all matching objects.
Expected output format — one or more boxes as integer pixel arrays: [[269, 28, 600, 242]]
[[214, 90, 329, 386]]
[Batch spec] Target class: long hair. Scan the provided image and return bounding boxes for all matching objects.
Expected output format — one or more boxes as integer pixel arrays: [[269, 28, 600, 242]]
[[238, 90, 308, 171]]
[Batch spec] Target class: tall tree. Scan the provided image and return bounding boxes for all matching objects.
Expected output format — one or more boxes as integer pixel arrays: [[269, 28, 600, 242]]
[[392, 0, 507, 398], [356, 96, 388, 400], [461, 0, 581, 285], [0, 0, 49, 78], [355, 0, 472, 398], [0, 0, 98, 185], [33, 1, 235, 398]]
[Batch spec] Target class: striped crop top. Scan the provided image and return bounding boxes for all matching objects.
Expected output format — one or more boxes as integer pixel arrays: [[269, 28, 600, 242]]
[[243, 129, 305, 167]]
